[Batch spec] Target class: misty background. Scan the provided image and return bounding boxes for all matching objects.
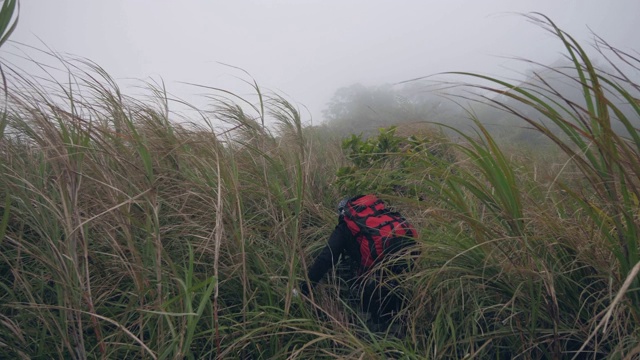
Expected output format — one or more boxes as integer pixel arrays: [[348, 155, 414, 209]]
[[4, 1, 639, 132]]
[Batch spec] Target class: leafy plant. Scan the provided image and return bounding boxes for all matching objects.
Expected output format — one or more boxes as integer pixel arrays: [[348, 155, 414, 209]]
[[0, 0, 17, 48], [0, 0, 19, 138], [335, 125, 454, 200]]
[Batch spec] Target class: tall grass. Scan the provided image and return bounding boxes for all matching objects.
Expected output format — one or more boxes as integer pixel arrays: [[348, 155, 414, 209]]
[[0, 14, 639, 359], [404, 14, 640, 358], [0, 53, 345, 358]]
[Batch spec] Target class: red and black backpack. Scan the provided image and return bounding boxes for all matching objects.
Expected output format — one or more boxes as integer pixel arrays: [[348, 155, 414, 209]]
[[342, 195, 417, 272]]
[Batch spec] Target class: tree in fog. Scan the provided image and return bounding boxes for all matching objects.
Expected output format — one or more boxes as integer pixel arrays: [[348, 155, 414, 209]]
[[322, 82, 460, 135]]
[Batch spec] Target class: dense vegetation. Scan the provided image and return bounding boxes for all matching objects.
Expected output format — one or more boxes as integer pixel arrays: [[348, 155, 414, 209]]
[[1, 13, 639, 359]]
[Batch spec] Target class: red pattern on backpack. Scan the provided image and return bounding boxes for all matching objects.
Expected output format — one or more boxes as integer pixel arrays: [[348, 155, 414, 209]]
[[342, 195, 416, 272]]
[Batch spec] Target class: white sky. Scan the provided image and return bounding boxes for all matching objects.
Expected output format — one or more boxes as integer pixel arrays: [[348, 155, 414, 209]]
[[5, 0, 640, 123]]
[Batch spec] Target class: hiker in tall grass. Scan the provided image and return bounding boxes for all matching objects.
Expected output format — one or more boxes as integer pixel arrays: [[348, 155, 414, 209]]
[[300, 195, 417, 327]]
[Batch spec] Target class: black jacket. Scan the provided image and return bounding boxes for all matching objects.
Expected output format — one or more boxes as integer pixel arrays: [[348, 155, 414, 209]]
[[306, 218, 360, 284]]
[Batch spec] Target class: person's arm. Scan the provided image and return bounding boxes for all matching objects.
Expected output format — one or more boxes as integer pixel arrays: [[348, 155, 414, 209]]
[[301, 221, 351, 293]]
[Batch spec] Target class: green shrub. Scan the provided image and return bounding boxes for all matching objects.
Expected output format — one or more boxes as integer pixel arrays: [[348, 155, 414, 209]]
[[335, 126, 454, 200]]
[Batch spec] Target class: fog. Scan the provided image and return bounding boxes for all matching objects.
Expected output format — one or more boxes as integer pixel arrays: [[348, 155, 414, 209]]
[[5, 0, 640, 124]]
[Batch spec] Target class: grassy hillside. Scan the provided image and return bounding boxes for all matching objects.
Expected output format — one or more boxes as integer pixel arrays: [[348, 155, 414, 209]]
[[1, 15, 639, 359]]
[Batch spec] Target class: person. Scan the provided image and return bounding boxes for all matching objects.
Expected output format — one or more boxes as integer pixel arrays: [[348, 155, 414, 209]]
[[300, 194, 417, 326]]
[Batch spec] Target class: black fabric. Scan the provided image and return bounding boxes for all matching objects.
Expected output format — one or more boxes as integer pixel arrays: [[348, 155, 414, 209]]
[[299, 281, 311, 296], [366, 232, 379, 265], [306, 220, 360, 284], [360, 278, 403, 324], [386, 235, 418, 274]]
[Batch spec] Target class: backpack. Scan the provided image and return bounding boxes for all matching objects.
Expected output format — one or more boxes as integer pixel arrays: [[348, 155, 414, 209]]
[[342, 195, 417, 272]]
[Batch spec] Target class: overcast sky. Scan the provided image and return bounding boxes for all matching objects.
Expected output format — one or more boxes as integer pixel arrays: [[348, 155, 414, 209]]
[[5, 0, 640, 123]]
